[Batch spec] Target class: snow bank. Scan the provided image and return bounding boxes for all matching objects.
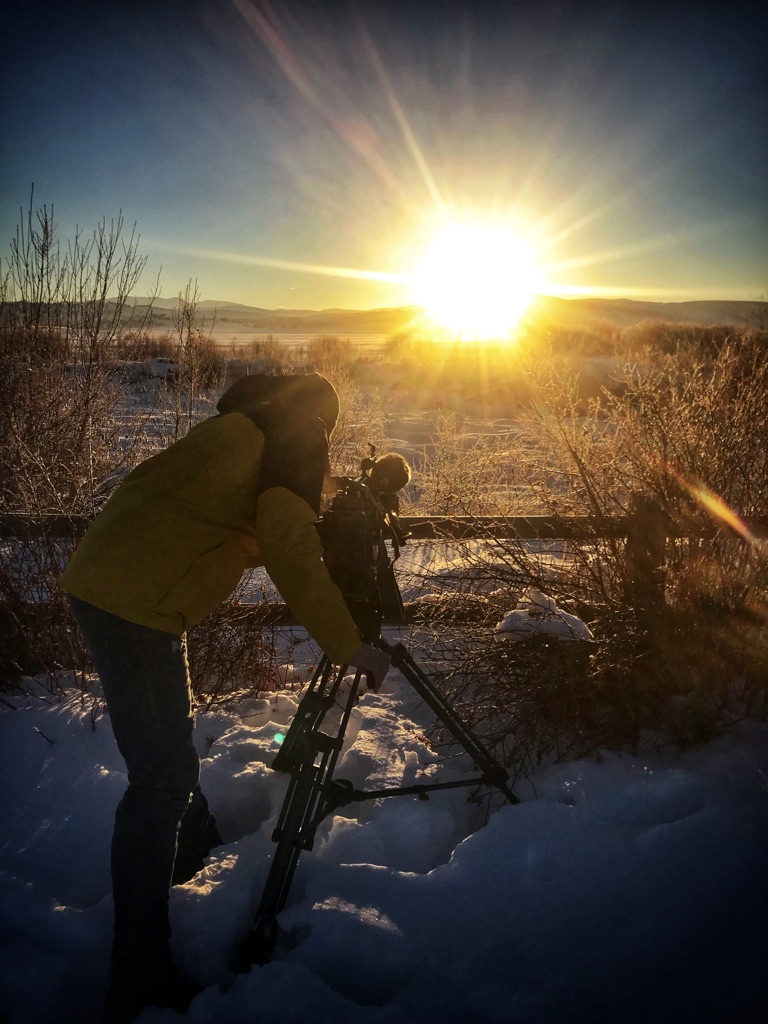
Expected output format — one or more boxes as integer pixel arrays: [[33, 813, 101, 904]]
[[1, 654, 767, 1023]]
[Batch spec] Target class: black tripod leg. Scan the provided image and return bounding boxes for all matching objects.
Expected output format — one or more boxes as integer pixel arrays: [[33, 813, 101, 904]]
[[239, 755, 322, 967], [272, 656, 339, 773], [381, 639, 519, 804], [239, 663, 365, 968]]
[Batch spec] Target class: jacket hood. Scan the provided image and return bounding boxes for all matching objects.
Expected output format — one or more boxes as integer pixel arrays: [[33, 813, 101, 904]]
[[216, 373, 339, 434]]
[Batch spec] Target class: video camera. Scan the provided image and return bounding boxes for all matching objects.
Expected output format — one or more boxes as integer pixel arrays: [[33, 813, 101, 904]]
[[316, 446, 411, 642]]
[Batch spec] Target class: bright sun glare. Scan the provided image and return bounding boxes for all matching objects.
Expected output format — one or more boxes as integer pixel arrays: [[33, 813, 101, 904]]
[[410, 220, 541, 340]]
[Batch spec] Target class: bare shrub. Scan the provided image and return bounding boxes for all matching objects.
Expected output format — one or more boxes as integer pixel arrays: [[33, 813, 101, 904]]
[[0, 526, 87, 686], [539, 320, 619, 358], [0, 193, 160, 689], [612, 336, 768, 524], [113, 330, 178, 361], [404, 336, 768, 771], [0, 191, 159, 516], [152, 281, 225, 442], [619, 320, 753, 358], [318, 363, 386, 476], [416, 625, 599, 780], [306, 335, 353, 368], [186, 592, 290, 706], [401, 414, 521, 516], [0, 189, 156, 365], [231, 335, 292, 364]]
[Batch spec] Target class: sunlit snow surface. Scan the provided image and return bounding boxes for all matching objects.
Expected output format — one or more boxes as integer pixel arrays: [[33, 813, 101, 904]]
[[1, 636, 767, 1023]]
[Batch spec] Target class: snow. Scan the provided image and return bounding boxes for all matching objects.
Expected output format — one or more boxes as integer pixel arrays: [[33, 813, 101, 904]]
[[494, 589, 594, 642], [1, 633, 767, 1024]]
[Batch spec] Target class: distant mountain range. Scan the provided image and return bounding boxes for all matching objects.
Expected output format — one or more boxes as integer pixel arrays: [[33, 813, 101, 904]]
[[529, 296, 767, 330], [132, 296, 767, 333]]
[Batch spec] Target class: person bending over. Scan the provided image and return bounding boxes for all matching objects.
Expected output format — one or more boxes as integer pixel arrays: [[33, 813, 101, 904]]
[[60, 372, 390, 1024]]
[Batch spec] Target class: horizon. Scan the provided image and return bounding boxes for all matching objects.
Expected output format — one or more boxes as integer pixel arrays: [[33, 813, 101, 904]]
[[1, 1, 766, 320], [130, 293, 768, 313]]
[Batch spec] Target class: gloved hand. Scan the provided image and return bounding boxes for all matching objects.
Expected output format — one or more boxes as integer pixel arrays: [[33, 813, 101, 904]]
[[348, 642, 391, 692]]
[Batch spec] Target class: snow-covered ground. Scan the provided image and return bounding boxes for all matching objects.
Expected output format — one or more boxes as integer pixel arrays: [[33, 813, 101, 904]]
[[1, 627, 767, 1024]]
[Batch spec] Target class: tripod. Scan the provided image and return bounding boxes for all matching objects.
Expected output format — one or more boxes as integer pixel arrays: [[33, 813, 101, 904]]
[[238, 457, 519, 969]]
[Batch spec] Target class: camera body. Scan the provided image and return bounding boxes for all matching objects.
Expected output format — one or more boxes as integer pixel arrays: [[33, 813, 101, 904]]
[[316, 450, 409, 642]]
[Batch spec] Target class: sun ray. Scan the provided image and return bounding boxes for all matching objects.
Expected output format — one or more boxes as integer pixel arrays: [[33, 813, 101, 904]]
[[230, 0, 402, 194], [359, 26, 447, 213], [152, 240, 408, 286]]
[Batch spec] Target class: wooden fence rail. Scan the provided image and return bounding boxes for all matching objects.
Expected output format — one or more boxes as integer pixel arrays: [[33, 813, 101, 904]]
[[399, 514, 768, 541], [2, 508, 766, 629], [3, 512, 767, 541]]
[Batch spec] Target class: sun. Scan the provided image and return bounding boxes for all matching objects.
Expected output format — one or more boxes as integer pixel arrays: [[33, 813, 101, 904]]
[[409, 219, 541, 340]]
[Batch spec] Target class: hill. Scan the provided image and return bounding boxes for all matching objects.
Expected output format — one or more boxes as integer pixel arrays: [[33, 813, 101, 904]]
[[120, 297, 767, 334], [529, 296, 767, 330]]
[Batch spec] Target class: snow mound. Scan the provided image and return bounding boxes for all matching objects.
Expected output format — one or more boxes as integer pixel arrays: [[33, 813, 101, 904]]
[[494, 588, 593, 643]]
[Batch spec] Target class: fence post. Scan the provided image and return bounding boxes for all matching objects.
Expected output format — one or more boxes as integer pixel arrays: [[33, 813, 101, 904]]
[[624, 495, 668, 629]]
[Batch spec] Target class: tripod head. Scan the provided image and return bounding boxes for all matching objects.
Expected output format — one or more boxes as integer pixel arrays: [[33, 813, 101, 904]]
[[316, 447, 411, 642]]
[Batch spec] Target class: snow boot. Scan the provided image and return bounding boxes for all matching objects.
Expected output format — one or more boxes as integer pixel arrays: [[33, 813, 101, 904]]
[[172, 790, 223, 885]]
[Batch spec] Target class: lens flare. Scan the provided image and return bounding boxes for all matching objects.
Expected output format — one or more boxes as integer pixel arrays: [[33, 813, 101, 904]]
[[690, 486, 755, 543], [666, 465, 755, 544]]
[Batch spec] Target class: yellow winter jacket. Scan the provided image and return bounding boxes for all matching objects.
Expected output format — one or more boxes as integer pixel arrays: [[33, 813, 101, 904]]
[[59, 411, 361, 663]]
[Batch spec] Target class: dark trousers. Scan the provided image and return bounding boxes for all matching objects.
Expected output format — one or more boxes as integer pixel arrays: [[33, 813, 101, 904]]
[[69, 596, 218, 990]]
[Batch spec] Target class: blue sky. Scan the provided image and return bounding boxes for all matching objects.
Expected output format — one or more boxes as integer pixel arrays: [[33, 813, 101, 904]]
[[1, 0, 766, 309]]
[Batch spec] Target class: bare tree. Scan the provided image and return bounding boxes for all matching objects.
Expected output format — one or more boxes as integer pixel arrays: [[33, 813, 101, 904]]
[[0, 190, 161, 686], [156, 280, 224, 442]]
